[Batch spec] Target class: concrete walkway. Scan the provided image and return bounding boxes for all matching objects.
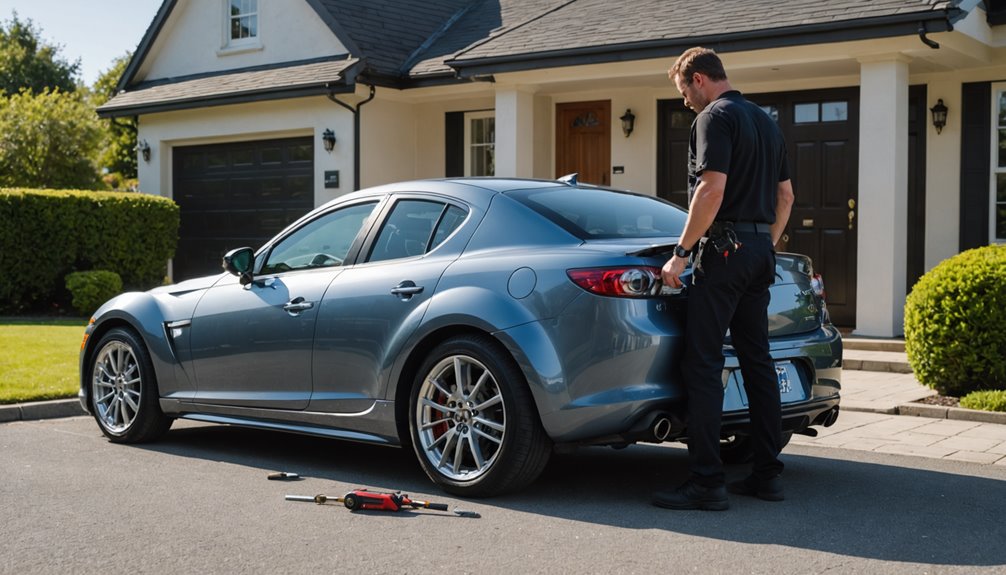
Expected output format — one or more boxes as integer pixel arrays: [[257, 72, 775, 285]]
[[792, 350, 1006, 466]]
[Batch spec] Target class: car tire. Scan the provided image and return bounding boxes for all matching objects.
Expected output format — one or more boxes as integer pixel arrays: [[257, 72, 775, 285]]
[[720, 431, 793, 464], [409, 334, 552, 497], [88, 327, 172, 443]]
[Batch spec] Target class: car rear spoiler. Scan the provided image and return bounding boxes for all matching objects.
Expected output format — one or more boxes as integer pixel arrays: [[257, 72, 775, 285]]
[[626, 243, 678, 257]]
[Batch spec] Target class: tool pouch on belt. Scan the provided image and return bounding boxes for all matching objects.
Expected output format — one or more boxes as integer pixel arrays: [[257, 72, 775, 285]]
[[706, 222, 742, 259]]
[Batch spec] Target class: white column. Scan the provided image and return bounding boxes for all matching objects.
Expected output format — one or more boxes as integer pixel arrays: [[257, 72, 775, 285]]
[[495, 85, 536, 178], [924, 79, 961, 270], [855, 55, 910, 337]]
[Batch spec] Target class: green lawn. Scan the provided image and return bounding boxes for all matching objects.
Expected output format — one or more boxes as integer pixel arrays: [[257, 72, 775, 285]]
[[0, 319, 88, 404]]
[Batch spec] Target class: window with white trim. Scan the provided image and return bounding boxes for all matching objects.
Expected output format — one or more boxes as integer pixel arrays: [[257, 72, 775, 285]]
[[993, 82, 1006, 242], [464, 111, 495, 177], [226, 0, 258, 47]]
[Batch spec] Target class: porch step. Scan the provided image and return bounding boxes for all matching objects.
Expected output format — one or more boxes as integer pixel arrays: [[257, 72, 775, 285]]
[[842, 336, 905, 353], [842, 348, 912, 374]]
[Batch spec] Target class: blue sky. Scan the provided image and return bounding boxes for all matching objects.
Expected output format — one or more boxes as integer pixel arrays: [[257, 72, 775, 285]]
[[2, 0, 164, 86]]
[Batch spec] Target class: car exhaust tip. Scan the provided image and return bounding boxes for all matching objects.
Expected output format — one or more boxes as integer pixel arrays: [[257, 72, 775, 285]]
[[653, 417, 674, 442], [824, 406, 840, 427]]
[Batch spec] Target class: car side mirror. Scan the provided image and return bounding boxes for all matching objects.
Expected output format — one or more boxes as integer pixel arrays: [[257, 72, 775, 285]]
[[222, 247, 255, 285]]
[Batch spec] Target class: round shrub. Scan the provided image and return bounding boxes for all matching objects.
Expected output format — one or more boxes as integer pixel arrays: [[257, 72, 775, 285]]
[[960, 390, 1006, 413], [65, 270, 122, 316], [904, 245, 1006, 397]]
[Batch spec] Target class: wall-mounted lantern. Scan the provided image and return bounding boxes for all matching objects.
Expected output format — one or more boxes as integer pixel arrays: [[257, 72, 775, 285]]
[[619, 109, 636, 138], [930, 99, 948, 134], [321, 129, 336, 152], [136, 140, 151, 162]]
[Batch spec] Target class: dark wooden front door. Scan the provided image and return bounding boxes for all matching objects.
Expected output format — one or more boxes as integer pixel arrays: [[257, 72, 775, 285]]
[[555, 101, 611, 185], [657, 88, 860, 326]]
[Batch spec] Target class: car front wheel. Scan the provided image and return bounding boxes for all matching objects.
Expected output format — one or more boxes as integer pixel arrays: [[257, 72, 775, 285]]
[[89, 327, 172, 443], [410, 334, 551, 497]]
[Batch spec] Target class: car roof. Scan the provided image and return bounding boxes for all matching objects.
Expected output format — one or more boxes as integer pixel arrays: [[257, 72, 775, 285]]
[[318, 177, 580, 211]]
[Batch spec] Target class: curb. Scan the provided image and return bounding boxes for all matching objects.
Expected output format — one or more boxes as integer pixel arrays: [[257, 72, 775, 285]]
[[0, 399, 86, 423], [896, 402, 1006, 425], [4, 398, 1006, 426]]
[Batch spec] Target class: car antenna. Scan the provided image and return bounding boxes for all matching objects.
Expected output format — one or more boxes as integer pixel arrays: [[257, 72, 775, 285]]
[[557, 173, 578, 186]]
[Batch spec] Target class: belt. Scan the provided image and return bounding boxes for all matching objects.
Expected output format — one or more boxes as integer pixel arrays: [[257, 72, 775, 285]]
[[712, 221, 771, 235]]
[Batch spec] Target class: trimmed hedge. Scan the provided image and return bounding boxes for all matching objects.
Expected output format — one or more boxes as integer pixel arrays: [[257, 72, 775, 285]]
[[65, 270, 123, 316], [904, 245, 1006, 397], [0, 188, 178, 313], [960, 390, 1006, 413]]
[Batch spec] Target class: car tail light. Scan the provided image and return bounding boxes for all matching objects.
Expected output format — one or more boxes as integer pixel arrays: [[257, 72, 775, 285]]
[[810, 274, 826, 300], [567, 267, 662, 297]]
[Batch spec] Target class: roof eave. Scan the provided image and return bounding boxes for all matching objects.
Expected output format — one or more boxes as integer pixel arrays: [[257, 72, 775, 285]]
[[96, 82, 356, 118], [117, 0, 178, 93], [448, 11, 959, 78]]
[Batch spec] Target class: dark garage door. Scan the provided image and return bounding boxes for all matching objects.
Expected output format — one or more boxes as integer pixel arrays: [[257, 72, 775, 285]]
[[173, 137, 314, 280]]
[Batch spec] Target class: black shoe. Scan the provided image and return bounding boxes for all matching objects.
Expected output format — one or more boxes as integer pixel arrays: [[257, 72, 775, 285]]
[[727, 475, 784, 501], [652, 480, 729, 511]]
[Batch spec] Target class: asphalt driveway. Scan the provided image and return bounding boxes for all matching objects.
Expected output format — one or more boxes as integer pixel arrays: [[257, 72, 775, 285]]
[[3, 415, 1006, 574]]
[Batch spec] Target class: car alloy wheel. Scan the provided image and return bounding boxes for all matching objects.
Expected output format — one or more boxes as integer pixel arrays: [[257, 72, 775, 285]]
[[410, 334, 551, 497], [89, 328, 171, 443], [415, 353, 504, 482], [92, 339, 142, 434]]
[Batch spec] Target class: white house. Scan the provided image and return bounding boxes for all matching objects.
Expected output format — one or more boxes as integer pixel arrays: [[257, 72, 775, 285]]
[[99, 0, 1006, 337]]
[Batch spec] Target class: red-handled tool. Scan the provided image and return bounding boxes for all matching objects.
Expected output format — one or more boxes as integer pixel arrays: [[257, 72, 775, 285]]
[[286, 489, 479, 517]]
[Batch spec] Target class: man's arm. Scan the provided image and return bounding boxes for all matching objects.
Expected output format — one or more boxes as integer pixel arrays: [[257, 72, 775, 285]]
[[770, 179, 794, 246], [660, 170, 726, 288]]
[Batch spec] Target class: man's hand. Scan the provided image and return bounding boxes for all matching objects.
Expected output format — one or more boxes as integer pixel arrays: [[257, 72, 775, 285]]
[[662, 254, 688, 289]]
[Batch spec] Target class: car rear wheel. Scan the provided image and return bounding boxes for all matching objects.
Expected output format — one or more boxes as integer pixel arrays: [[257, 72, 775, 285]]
[[410, 334, 551, 497], [720, 431, 793, 464], [89, 327, 171, 443]]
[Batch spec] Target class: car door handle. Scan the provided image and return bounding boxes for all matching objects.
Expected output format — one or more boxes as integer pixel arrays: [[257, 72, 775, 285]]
[[390, 281, 424, 298], [283, 297, 314, 315]]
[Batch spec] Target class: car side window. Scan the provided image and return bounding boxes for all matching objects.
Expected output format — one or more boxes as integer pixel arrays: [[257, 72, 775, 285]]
[[260, 201, 378, 275], [368, 199, 461, 263], [431, 205, 468, 248]]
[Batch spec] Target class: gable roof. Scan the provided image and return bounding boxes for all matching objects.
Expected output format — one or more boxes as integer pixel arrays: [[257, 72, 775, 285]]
[[100, 0, 966, 117]]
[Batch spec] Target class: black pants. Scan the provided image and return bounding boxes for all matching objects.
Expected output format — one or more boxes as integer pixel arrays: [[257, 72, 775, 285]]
[[681, 231, 783, 486]]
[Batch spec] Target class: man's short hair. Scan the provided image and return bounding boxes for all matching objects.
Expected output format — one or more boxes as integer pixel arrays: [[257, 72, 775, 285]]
[[670, 47, 728, 85]]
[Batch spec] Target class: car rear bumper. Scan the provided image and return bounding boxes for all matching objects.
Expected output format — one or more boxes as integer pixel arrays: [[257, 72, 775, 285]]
[[535, 321, 842, 445]]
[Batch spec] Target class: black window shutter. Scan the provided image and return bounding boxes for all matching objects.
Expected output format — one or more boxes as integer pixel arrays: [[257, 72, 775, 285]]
[[960, 82, 991, 250], [445, 111, 464, 177]]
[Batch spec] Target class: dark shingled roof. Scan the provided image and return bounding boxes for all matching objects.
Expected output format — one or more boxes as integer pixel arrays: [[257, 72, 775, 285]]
[[407, 0, 570, 77], [101, 0, 964, 115], [310, 0, 473, 79], [447, 0, 960, 73], [99, 57, 359, 116]]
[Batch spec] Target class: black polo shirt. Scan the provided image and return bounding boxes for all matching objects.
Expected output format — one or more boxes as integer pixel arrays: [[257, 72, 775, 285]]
[[688, 90, 789, 224]]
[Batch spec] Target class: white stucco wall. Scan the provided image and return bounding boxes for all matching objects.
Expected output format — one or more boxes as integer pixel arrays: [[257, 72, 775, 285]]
[[137, 95, 355, 206], [139, 0, 347, 81], [358, 96, 419, 188]]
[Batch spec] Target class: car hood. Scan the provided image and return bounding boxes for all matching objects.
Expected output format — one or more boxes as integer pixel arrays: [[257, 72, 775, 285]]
[[148, 273, 226, 296]]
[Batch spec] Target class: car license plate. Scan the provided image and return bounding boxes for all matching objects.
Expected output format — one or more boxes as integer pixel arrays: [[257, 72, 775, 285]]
[[727, 361, 807, 407], [775, 361, 807, 403]]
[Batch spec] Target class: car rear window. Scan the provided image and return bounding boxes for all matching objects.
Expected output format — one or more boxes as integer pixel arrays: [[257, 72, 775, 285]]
[[505, 186, 688, 239]]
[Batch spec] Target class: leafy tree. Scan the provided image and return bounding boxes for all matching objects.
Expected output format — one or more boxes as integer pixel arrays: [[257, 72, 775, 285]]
[[92, 54, 137, 180], [0, 88, 102, 189], [0, 12, 80, 95]]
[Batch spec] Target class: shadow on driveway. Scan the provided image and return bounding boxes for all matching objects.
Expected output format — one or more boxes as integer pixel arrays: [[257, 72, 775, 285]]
[[140, 421, 1006, 567]]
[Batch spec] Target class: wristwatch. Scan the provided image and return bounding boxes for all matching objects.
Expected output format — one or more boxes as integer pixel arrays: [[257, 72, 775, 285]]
[[674, 244, 692, 258]]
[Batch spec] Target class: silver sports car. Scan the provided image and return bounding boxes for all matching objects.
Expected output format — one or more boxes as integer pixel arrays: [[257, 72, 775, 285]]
[[79, 177, 841, 497]]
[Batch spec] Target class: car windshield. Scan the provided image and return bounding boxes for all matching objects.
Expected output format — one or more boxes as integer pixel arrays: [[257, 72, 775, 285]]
[[505, 186, 688, 240]]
